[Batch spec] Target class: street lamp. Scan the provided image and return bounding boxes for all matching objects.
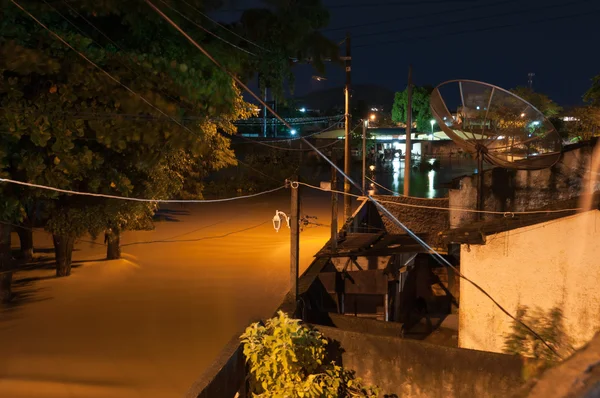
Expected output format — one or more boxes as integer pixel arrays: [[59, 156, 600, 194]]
[[290, 129, 297, 136], [370, 114, 376, 121], [430, 119, 435, 140]]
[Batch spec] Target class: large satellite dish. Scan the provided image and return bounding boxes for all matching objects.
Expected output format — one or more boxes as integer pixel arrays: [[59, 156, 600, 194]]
[[430, 80, 563, 216], [430, 80, 562, 170]]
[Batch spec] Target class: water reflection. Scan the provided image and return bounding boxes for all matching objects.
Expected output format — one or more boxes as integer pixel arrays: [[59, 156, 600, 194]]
[[372, 157, 479, 198]]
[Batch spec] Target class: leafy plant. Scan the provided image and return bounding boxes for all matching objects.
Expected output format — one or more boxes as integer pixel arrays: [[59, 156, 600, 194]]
[[241, 311, 378, 397], [504, 305, 574, 377]]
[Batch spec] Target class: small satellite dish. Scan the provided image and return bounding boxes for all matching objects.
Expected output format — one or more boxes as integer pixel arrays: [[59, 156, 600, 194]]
[[430, 80, 562, 170], [430, 80, 563, 216]]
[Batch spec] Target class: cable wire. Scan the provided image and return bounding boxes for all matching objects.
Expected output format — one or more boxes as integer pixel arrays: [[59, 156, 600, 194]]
[[355, 7, 600, 48], [145, 0, 562, 358], [0, 177, 286, 203], [156, 0, 256, 56], [328, 0, 475, 9], [58, 0, 197, 114], [9, 0, 203, 141], [322, 0, 516, 32], [121, 220, 268, 246], [298, 181, 582, 215], [351, 0, 594, 40], [367, 177, 401, 196], [178, 0, 269, 52]]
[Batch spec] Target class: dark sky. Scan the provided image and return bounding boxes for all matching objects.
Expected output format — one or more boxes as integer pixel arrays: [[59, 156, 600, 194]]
[[214, 0, 600, 106]]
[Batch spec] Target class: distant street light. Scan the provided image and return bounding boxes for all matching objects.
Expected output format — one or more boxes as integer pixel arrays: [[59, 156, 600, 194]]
[[370, 114, 376, 121], [290, 129, 297, 135], [299, 108, 306, 113]]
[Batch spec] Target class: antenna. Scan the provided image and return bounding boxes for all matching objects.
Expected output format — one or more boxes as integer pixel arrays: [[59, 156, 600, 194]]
[[430, 79, 562, 215], [528, 72, 535, 89]]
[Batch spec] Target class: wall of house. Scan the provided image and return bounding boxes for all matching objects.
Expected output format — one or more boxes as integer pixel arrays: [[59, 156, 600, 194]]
[[449, 144, 600, 228], [459, 210, 600, 354], [317, 325, 523, 397]]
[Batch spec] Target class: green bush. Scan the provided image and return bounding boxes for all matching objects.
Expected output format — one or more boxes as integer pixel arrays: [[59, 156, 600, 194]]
[[241, 311, 379, 397]]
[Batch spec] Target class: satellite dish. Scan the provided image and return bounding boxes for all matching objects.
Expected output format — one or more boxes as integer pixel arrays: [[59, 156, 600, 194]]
[[430, 80, 563, 216], [430, 79, 562, 170]]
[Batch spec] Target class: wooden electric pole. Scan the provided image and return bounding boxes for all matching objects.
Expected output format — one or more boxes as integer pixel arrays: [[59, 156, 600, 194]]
[[290, 180, 300, 302], [362, 120, 367, 193], [344, 32, 352, 220], [331, 151, 338, 251], [403, 65, 413, 196]]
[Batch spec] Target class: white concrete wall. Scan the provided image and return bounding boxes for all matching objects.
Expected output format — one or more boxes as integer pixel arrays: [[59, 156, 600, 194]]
[[459, 210, 600, 354]]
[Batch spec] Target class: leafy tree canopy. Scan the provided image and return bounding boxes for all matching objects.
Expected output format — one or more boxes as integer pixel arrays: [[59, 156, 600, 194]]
[[392, 85, 433, 133], [0, 0, 253, 238], [238, 0, 340, 98], [510, 87, 562, 118]]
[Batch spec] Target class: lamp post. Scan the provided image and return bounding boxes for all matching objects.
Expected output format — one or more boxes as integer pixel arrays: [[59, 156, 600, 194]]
[[430, 119, 435, 139], [362, 119, 368, 193]]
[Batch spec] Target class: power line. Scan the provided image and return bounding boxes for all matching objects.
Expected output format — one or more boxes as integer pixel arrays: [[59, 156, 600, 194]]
[[298, 181, 582, 216], [351, 0, 594, 40], [322, 0, 516, 32], [355, 7, 600, 48], [144, 0, 560, 357], [178, 0, 269, 52], [367, 177, 400, 196], [327, 0, 475, 9], [58, 0, 197, 114], [121, 220, 268, 247], [0, 177, 286, 203], [11, 0, 283, 188], [232, 119, 356, 152], [156, 0, 257, 56], [8, 0, 204, 141]]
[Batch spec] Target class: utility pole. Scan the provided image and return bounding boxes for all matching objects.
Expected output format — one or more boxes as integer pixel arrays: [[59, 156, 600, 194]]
[[528, 72, 535, 90], [263, 87, 268, 137], [362, 119, 367, 193], [331, 151, 338, 251], [344, 32, 352, 220], [290, 179, 300, 302], [403, 65, 413, 196]]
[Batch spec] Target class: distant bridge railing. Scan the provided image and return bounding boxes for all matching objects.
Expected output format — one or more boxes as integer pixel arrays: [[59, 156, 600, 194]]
[[234, 114, 344, 126]]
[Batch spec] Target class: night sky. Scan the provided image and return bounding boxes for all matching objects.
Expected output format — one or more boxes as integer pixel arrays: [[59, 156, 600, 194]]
[[214, 0, 600, 106]]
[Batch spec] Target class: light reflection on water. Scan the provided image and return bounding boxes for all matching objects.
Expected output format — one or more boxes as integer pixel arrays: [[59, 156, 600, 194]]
[[371, 157, 479, 198]]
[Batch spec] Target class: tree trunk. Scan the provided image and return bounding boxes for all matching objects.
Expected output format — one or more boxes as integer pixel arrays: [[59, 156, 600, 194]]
[[16, 227, 33, 263], [106, 229, 121, 260], [0, 223, 13, 303], [53, 234, 75, 277]]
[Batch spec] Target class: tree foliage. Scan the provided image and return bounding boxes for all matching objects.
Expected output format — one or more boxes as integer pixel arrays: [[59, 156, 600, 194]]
[[510, 87, 562, 118], [238, 0, 340, 98], [563, 106, 600, 142], [392, 85, 433, 132], [503, 305, 574, 364], [241, 311, 379, 397], [0, 0, 253, 269]]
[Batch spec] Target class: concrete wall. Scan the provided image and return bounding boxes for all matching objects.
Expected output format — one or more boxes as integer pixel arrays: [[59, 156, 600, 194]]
[[449, 145, 600, 228], [459, 210, 600, 354], [317, 325, 523, 398]]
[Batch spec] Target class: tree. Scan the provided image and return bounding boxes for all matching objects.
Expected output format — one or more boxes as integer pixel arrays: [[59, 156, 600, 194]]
[[238, 0, 340, 99], [510, 87, 562, 118], [583, 74, 600, 106], [563, 106, 600, 142], [392, 85, 433, 132], [1, 0, 252, 280], [241, 311, 379, 397]]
